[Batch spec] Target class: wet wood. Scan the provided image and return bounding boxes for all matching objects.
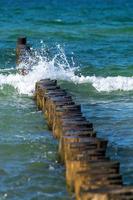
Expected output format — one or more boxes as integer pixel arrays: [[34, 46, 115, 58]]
[[35, 79, 133, 200]]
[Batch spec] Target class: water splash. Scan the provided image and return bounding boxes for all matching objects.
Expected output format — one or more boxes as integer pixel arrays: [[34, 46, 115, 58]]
[[0, 43, 133, 95]]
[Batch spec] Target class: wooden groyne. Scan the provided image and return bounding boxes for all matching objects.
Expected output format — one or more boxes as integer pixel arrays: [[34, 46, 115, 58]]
[[35, 79, 133, 200], [16, 37, 133, 199]]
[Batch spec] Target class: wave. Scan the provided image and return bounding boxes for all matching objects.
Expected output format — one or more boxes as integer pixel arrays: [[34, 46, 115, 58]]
[[73, 75, 133, 92], [0, 44, 133, 95]]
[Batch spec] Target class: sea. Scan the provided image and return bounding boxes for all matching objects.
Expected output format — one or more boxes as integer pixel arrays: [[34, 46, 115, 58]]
[[0, 0, 133, 199]]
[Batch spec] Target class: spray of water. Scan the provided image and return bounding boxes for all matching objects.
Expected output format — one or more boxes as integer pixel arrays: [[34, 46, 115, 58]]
[[0, 42, 133, 95]]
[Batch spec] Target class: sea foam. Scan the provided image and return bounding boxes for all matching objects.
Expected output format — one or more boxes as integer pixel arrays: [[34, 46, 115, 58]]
[[0, 45, 133, 95]]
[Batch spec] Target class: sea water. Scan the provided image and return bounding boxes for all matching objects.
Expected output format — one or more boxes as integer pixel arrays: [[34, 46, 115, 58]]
[[0, 0, 133, 199]]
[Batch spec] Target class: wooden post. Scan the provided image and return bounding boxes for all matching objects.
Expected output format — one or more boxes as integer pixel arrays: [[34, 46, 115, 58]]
[[34, 79, 133, 199], [16, 37, 27, 65]]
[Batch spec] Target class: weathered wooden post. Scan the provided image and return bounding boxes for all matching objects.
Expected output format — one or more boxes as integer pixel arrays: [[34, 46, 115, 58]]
[[16, 37, 31, 75], [16, 37, 27, 65], [34, 79, 133, 200]]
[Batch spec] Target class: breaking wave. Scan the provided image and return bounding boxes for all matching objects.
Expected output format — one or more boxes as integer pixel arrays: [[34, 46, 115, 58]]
[[0, 43, 133, 95]]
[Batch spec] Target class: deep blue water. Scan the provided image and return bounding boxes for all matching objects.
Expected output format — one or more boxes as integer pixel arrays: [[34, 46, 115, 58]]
[[0, 0, 133, 70], [0, 0, 133, 199]]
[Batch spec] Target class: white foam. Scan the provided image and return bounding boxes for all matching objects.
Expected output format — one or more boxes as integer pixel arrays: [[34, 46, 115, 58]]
[[72, 75, 133, 92], [0, 45, 133, 95]]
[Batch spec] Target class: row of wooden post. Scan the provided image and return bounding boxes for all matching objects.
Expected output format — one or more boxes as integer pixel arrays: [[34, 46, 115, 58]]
[[35, 79, 133, 200]]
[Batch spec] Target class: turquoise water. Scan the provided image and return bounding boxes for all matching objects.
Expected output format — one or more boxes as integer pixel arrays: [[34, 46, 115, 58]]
[[0, 0, 133, 199]]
